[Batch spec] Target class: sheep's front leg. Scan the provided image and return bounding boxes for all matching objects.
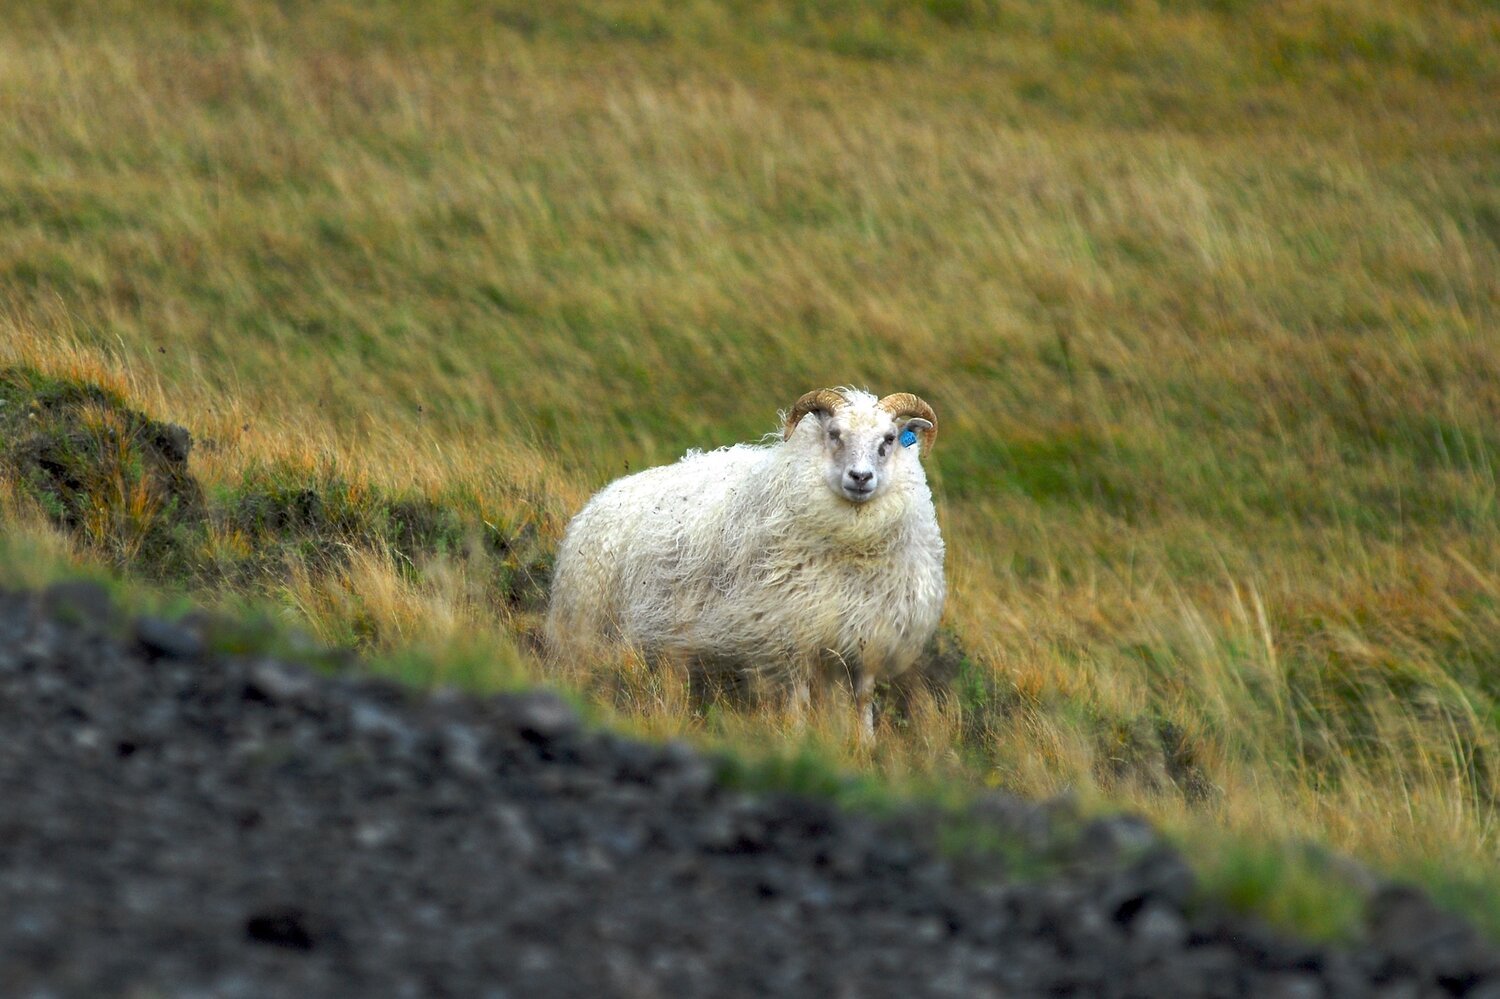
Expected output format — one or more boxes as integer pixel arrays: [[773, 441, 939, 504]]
[[787, 675, 811, 731], [854, 670, 876, 746]]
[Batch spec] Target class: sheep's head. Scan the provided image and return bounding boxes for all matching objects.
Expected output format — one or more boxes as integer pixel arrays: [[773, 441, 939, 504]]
[[784, 388, 937, 505]]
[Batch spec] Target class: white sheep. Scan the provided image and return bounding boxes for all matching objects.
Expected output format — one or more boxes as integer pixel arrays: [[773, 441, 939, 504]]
[[546, 387, 945, 742]]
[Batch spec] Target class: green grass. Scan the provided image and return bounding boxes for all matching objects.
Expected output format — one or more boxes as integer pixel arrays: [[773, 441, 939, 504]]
[[1, 0, 1498, 945], [1187, 835, 1370, 944]]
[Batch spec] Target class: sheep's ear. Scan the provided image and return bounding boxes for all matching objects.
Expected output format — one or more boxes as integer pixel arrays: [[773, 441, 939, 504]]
[[900, 418, 935, 455]]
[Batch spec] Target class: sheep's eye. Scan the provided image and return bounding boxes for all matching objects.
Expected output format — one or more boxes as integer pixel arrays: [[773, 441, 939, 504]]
[[828, 429, 841, 442], [883, 433, 896, 445]]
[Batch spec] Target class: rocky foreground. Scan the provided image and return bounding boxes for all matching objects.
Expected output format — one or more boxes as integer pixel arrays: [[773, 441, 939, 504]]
[[1, 583, 1496, 998]]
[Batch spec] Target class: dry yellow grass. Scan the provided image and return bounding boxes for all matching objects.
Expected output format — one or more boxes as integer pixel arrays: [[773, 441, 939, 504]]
[[1, 0, 1497, 933]]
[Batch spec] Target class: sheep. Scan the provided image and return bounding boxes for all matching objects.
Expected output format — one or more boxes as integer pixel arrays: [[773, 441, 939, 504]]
[[545, 387, 945, 742]]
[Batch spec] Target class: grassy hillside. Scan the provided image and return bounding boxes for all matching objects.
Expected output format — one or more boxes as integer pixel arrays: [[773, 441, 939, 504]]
[[2, 0, 1497, 936]]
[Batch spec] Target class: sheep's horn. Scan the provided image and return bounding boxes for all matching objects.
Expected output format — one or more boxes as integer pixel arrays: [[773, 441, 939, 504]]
[[784, 388, 847, 441], [878, 393, 938, 454]]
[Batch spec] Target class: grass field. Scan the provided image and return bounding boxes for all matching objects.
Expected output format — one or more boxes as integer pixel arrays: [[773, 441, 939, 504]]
[[1, 0, 1497, 939]]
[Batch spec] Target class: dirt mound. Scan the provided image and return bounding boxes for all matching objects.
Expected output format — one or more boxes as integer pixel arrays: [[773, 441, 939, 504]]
[[0, 369, 204, 574], [0, 367, 551, 613], [2, 582, 1497, 997]]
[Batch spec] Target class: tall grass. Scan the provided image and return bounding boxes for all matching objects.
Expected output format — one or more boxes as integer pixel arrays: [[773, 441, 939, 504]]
[[1, 0, 1497, 934]]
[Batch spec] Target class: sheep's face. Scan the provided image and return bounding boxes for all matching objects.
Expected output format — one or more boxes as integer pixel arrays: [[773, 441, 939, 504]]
[[816, 406, 928, 505]]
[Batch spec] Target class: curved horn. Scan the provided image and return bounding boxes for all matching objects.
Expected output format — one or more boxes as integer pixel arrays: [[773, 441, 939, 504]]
[[878, 392, 938, 454], [783, 388, 847, 441]]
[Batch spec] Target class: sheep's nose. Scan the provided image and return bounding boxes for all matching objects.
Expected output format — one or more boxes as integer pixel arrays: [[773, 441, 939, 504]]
[[848, 469, 874, 486]]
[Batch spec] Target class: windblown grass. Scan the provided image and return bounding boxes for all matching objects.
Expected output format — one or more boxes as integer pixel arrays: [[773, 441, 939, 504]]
[[1, 0, 1497, 938]]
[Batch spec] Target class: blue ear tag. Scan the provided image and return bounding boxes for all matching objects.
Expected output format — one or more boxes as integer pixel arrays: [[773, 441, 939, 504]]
[[900, 429, 918, 448]]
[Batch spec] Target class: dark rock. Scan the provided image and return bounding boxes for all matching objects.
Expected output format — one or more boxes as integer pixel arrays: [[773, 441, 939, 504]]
[[1465, 980, 1500, 999], [245, 906, 319, 951], [244, 658, 317, 704], [1133, 902, 1189, 956], [39, 580, 115, 629], [1107, 846, 1196, 925], [348, 699, 414, 745], [1370, 979, 1421, 999], [1172, 942, 1242, 982], [1080, 814, 1158, 861], [441, 722, 487, 777], [970, 789, 1050, 840], [1255, 971, 1325, 999], [133, 615, 204, 660], [656, 739, 715, 797], [1368, 884, 1487, 980], [508, 690, 580, 743]]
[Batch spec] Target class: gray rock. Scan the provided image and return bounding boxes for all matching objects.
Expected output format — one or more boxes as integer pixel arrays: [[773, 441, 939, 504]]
[[1464, 980, 1500, 999], [1255, 971, 1325, 999], [508, 690, 580, 742], [441, 722, 487, 777], [245, 658, 317, 703], [1080, 814, 1158, 860], [133, 615, 204, 660], [1368, 883, 1483, 976], [39, 580, 115, 629], [348, 698, 414, 743], [1132, 902, 1189, 956]]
